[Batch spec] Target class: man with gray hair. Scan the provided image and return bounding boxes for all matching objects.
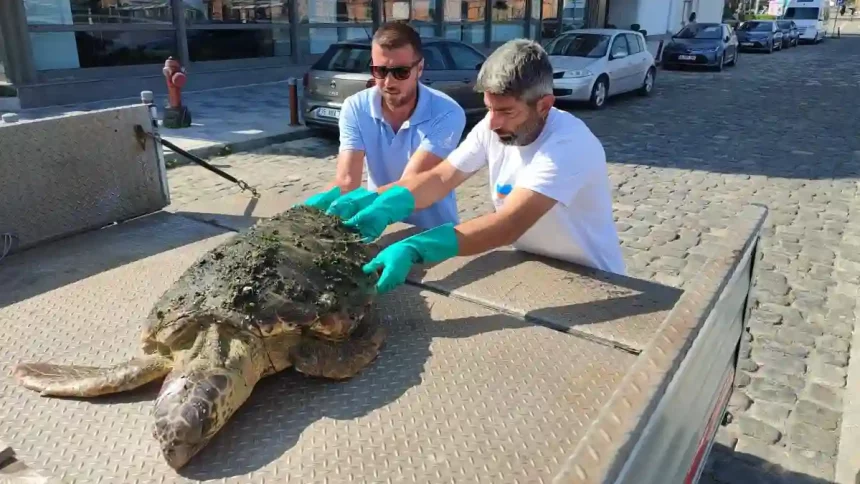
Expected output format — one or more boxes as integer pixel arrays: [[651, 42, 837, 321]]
[[306, 38, 625, 294]]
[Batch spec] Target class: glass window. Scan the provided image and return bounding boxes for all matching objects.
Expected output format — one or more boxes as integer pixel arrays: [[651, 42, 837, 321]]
[[561, 2, 586, 33], [675, 23, 723, 39], [784, 7, 820, 20], [624, 33, 642, 54], [24, 0, 173, 26], [491, 0, 526, 42], [187, 29, 274, 61], [609, 35, 628, 57], [381, 0, 436, 21], [381, 0, 437, 36], [30, 30, 177, 70], [300, 27, 374, 55], [443, 0, 485, 44], [539, 0, 560, 41], [447, 42, 484, 69], [445, 0, 484, 21], [296, 0, 373, 23], [182, 0, 291, 24], [421, 44, 448, 70], [544, 33, 610, 58], [312, 44, 371, 72], [738, 21, 773, 31]]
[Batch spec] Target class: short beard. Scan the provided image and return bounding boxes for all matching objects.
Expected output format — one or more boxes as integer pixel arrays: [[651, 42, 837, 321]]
[[495, 108, 547, 146], [381, 85, 416, 109]]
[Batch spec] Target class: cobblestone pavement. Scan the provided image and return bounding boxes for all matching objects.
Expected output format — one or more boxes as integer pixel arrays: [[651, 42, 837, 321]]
[[165, 37, 860, 483]]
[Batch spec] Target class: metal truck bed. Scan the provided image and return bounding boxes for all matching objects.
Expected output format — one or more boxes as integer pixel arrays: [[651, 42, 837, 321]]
[[0, 207, 649, 483], [0, 105, 766, 483]]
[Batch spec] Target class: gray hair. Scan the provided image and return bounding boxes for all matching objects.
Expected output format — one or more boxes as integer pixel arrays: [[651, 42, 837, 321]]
[[475, 38, 554, 104]]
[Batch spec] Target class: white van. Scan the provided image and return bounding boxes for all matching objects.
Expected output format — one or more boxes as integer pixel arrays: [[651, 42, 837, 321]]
[[783, 0, 830, 43]]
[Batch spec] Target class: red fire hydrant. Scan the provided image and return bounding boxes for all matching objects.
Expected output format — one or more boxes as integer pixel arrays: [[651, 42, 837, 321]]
[[162, 57, 192, 129]]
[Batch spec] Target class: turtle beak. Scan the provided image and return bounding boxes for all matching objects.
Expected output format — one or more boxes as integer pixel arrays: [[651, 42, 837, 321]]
[[152, 365, 255, 470]]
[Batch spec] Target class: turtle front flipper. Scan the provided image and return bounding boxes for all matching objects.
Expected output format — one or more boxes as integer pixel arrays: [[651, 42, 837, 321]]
[[12, 355, 172, 397], [290, 318, 387, 380]]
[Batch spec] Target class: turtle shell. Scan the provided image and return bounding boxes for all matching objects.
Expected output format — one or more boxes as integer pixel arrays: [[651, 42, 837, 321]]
[[145, 205, 379, 346]]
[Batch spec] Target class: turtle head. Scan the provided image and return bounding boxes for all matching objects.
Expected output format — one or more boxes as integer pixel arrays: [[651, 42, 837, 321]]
[[152, 326, 263, 469]]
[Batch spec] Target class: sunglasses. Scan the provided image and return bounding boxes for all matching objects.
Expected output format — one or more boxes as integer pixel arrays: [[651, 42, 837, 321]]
[[369, 59, 421, 81]]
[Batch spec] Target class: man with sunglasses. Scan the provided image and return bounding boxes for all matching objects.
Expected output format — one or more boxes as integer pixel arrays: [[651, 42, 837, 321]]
[[304, 21, 467, 232], [305, 38, 625, 295]]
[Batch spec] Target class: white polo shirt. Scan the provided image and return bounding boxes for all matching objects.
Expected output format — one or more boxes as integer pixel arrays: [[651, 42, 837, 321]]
[[447, 107, 626, 276]]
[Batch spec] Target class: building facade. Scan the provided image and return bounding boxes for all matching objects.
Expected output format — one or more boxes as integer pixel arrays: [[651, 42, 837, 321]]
[[0, 0, 723, 109]]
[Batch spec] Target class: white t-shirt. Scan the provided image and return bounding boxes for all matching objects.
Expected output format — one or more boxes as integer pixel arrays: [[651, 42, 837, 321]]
[[447, 107, 626, 276]]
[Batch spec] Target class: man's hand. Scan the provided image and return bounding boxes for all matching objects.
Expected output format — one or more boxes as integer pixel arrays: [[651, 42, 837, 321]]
[[300, 186, 342, 211], [343, 186, 416, 241], [363, 223, 459, 293], [326, 187, 379, 220]]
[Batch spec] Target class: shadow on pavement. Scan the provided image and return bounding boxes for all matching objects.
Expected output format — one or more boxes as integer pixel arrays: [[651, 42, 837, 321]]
[[0, 211, 228, 309], [703, 443, 835, 483]]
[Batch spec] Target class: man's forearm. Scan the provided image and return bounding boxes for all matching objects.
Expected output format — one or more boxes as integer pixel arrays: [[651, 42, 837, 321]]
[[377, 170, 454, 211], [451, 213, 521, 256], [331, 150, 365, 193]]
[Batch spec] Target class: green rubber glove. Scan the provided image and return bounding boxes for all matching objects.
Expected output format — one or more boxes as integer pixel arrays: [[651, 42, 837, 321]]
[[325, 187, 379, 220], [363, 223, 459, 294], [345, 185, 417, 242], [300, 186, 341, 212]]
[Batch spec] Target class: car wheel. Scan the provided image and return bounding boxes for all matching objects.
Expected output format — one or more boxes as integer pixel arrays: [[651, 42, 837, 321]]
[[768, 41, 774, 53], [638, 67, 655, 96], [589, 77, 608, 110], [727, 50, 738, 66], [714, 53, 725, 72]]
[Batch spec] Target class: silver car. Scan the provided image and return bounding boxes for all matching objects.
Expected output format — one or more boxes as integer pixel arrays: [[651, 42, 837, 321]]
[[546, 28, 656, 110], [301, 37, 488, 131]]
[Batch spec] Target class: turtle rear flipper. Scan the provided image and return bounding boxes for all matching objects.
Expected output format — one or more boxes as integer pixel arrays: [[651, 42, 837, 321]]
[[291, 318, 387, 380], [12, 355, 172, 397]]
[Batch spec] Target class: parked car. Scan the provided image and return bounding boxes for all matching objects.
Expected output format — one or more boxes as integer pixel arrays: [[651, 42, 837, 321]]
[[735, 20, 784, 53], [776, 19, 800, 47], [545, 28, 656, 110], [301, 37, 487, 132], [661, 22, 739, 71]]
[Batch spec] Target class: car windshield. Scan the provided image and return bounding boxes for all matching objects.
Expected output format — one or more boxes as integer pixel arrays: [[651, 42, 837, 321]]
[[544, 33, 611, 58], [738, 21, 772, 32], [784, 7, 820, 20], [674, 24, 722, 39], [311, 45, 371, 73]]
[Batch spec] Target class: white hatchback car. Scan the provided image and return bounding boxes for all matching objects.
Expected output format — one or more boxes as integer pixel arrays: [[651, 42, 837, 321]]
[[546, 28, 656, 109]]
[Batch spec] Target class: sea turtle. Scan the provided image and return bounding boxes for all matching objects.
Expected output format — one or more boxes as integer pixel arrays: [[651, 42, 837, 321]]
[[11, 204, 386, 470]]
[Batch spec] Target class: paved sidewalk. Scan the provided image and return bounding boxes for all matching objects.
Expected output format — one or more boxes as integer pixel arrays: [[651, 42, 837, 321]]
[[1, 81, 312, 165]]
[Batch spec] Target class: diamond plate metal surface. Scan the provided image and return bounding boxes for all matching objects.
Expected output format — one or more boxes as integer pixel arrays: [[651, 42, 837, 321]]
[[0, 211, 638, 483], [0, 105, 168, 254], [377, 224, 682, 353]]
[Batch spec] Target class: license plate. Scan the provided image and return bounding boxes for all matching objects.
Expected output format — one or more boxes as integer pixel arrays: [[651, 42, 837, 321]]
[[316, 107, 340, 119], [678, 55, 696, 60], [741, 42, 754, 46]]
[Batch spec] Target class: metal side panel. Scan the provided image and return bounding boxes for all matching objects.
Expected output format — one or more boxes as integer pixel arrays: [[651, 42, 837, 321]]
[[378, 224, 683, 353], [0, 104, 169, 254], [0, 210, 638, 483], [552, 203, 769, 484]]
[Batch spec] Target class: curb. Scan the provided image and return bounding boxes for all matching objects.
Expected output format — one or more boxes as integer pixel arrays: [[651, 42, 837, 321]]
[[162, 126, 317, 169], [835, 281, 860, 484]]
